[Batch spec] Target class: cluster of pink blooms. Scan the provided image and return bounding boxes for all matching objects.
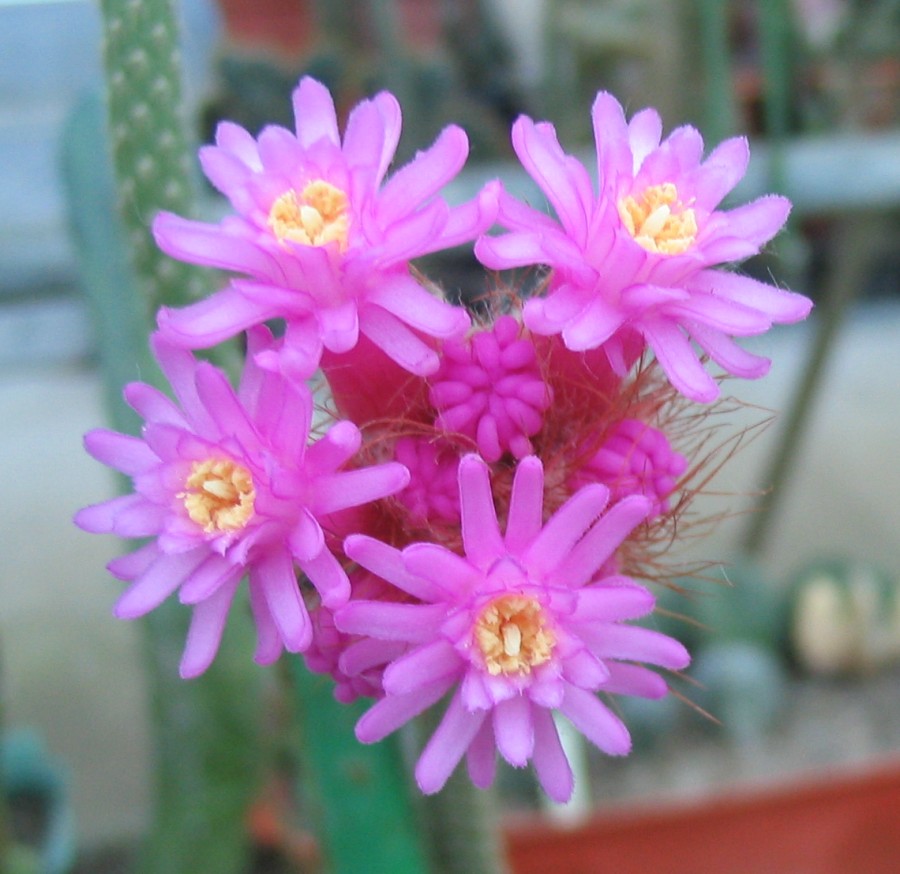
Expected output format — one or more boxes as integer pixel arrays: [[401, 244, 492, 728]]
[[77, 78, 811, 801]]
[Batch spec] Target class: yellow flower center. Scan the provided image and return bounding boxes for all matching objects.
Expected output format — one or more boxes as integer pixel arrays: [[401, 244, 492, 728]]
[[618, 182, 697, 255], [181, 458, 256, 533], [267, 179, 350, 249], [474, 594, 555, 676]]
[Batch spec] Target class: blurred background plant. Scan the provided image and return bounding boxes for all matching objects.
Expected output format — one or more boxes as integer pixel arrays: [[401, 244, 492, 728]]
[[1, 0, 898, 872]]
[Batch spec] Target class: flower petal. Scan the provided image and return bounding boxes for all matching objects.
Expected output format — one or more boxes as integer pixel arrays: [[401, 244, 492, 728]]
[[559, 683, 631, 755], [179, 577, 241, 678], [415, 690, 488, 794]]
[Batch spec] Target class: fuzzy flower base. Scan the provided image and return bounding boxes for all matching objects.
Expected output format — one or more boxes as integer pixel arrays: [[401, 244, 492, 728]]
[[77, 75, 812, 802]]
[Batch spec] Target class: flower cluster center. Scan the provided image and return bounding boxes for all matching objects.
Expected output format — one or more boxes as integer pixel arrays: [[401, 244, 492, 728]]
[[618, 183, 697, 255], [268, 180, 350, 249], [181, 458, 256, 533], [474, 594, 555, 676]]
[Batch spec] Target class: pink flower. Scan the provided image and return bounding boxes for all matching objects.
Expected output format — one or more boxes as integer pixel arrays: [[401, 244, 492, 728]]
[[154, 77, 497, 378], [74, 328, 408, 678], [393, 437, 461, 525], [476, 92, 812, 402], [429, 315, 552, 462], [336, 454, 689, 801], [570, 419, 687, 518]]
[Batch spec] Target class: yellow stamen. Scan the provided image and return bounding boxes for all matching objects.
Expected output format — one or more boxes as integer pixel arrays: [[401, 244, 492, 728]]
[[474, 594, 555, 676], [267, 179, 350, 249], [181, 458, 256, 533], [618, 182, 697, 255]]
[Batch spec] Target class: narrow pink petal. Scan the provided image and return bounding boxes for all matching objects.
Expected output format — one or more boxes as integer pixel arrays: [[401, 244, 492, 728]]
[[237, 325, 274, 414], [458, 454, 503, 569], [356, 675, 457, 743], [256, 124, 304, 178], [338, 637, 405, 678], [415, 690, 488, 794], [504, 456, 544, 555], [84, 430, 157, 476], [574, 581, 654, 622], [383, 639, 460, 695], [156, 287, 280, 350], [432, 182, 500, 251], [179, 554, 243, 604], [627, 108, 663, 170], [531, 707, 574, 802], [107, 542, 159, 581], [601, 662, 669, 698], [75, 494, 163, 538], [288, 509, 324, 562], [559, 683, 631, 755], [199, 145, 253, 201], [561, 647, 610, 689], [123, 382, 186, 427], [213, 120, 261, 168], [152, 212, 279, 278], [402, 544, 482, 599], [193, 362, 258, 447], [692, 270, 812, 323], [554, 495, 651, 588], [292, 76, 340, 148], [114, 548, 208, 619], [300, 547, 350, 610], [306, 419, 359, 472], [524, 483, 609, 578], [689, 323, 772, 379], [560, 296, 625, 351], [511, 117, 591, 242], [692, 136, 749, 209], [466, 717, 498, 789], [358, 305, 440, 375], [494, 187, 562, 235], [345, 535, 449, 602], [271, 318, 324, 380], [318, 300, 360, 354], [371, 199, 450, 266], [591, 92, 631, 185], [179, 577, 241, 678], [343, 91, 401, 186], [665, 295, 773, 336], [493, 695, 534, 767], [254, 550, 312, 652], [717, 194, 791, 249], [367, 274, 470, 338], [664, 125, 705, 174], [474, 231, 549, 270], [578, 623, 690, 669], [640, 319, 719, 403], [335, 601, 447, 643], [148, 336, 214, 432], [377, 125, 469, 226], [259, 372, 313, 459], [249, 581, 282, 665]]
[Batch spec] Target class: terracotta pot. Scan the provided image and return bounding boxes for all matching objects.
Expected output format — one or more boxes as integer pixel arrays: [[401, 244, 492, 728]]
[[503, 759, 900, 874]]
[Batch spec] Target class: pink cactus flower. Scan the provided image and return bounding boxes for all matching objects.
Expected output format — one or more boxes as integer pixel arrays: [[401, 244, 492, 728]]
[[392, 437, 462, 525], [429, 315, 553, 462], [154, 77, 498, 377], [336, 454, 689, 801], [571, 419, 688, 518], [74, 328, 408, 677], [476, 92, 812, 401]]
